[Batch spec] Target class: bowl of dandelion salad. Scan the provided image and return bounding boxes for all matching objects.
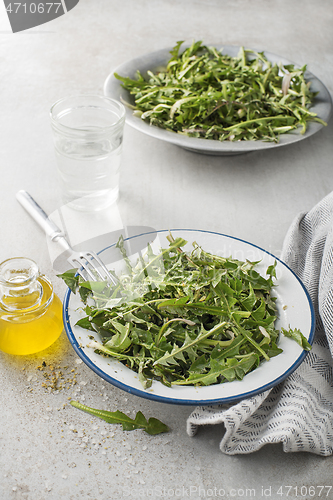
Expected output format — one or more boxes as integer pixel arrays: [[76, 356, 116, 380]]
[[104, 41, 332, 156], [62, 229, 315, 405]]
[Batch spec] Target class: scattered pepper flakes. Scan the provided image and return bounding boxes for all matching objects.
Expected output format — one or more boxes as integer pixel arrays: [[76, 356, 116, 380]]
[[38, 364, 79, 392]]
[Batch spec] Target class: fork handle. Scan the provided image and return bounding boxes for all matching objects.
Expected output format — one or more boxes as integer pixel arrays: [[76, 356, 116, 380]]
[[16, 190, 66, 242]]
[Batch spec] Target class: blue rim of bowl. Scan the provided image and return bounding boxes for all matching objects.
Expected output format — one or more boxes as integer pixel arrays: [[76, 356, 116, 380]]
[[63, 229, 316, 406]]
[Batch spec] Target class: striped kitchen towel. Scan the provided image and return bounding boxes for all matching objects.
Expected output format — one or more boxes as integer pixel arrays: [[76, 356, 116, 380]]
[[186, 191, 333, 455]]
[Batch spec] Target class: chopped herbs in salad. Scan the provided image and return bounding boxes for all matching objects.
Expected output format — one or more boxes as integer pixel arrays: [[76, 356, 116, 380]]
[[115, 40, 326, 142], [59, 233, 311, 389]]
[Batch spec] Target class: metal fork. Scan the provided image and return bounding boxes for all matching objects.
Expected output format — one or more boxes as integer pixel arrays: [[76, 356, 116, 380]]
[[16, 190, 117, 285]]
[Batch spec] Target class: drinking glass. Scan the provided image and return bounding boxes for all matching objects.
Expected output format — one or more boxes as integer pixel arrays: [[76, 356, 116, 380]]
[[50, 95, 126, 211]]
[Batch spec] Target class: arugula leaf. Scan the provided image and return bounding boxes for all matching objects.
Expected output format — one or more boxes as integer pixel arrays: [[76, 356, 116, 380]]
[[70, 401, 169, 435], [57, 269, 79, 293], [281, 327, 312, 351], [175, 353, 259, 386], [154, 322, 228, 367]]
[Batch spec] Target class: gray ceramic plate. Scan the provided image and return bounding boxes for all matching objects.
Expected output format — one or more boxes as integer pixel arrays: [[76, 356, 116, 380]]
[[104, 45, 332, 156]]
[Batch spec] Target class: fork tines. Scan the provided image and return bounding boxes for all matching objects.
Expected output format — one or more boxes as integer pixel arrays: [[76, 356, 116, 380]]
[[70, 251, 117, 286]]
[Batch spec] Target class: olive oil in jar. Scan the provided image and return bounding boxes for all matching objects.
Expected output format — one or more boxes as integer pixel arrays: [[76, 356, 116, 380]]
[[0, 257, 63, 355]]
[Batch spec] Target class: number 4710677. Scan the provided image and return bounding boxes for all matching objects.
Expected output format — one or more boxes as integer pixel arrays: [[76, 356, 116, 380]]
[[277, 485, 332, 497], [5, 3, 62, 14]]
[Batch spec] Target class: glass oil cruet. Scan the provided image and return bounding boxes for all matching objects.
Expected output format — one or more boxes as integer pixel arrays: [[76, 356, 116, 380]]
[[0, 257, 63, 355]]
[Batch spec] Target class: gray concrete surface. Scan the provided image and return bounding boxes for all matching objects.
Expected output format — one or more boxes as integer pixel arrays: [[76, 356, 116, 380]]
[[1, 1, 333, 499]]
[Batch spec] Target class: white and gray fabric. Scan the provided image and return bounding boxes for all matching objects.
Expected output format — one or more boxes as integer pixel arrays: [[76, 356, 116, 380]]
[[186, 192, 333, 455]]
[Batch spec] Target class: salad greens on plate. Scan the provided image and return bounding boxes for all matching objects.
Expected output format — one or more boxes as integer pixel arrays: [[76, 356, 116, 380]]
[[59, 233, 311, 390], [114, 40, 326, 143]]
